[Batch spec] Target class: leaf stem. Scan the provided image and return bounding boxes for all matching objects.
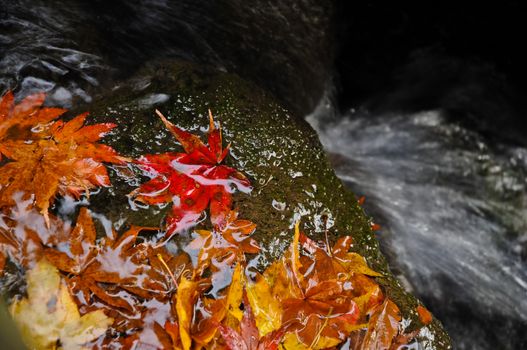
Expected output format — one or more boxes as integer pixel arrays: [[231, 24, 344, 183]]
[[309, 307, 333, 350], [157, 253, 178, 288]]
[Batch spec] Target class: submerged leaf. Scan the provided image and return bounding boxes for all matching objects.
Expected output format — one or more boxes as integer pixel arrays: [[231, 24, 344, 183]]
[[0, 99, 127, 221], [43, 208, 171, 311], [0, 91, 65, 159], [130, 110, 251, 236], [186, 210, 259, 276], [246, 275, 283, 337], [219, 289, 284, 350], [176, 277, 198, 350], [9, 259, 113, 350], [361, 298, 401, 350]]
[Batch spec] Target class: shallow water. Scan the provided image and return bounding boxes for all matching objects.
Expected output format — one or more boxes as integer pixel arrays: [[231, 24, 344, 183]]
[[308, 103, 527, 349]]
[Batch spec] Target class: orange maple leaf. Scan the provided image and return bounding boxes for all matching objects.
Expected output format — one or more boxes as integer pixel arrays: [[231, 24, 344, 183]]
[[361, 298, 402, 350], [0, 91, 66, 158], [0, 100, 128, 224], [257, 223, 389, 347]]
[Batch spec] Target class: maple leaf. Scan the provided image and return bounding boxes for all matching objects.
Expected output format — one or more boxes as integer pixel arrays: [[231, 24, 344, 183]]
[[43, 207, 163, 311], [130, 110, 251, 237], [185, 210, 259, 277], [0, 223, 43, 272], [0, 109, 127, 224], [175, 263, 247, 350], [246, 274, 283, 338], [361, 298, 401, 350], [299, 234, 382, 279], [219, 290, 284, 350], [0, 194, 72, 273], [0, 91, 65, 159], [116, 298, 180, 350], [257, 223, 388, 348], [9, 259, 113, 350]]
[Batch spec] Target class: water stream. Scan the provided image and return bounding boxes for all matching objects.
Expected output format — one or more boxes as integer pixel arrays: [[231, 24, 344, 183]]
[[308, 101, 527, 349]]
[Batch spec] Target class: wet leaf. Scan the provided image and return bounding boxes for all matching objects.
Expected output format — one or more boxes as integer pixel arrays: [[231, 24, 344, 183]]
[[256, 224, 388, 347], [361, 298, 401, 350], [130, 110, 251, 236], [0, 199, 68, 272], [246, 274, 282, 337], [0, 91, 65, 159], [280, 332, 341, 350], [0, 99, 127, 222], [176, 276, 198, 350], [417, 305, 433, 325], [43, 208, 166, 310], [9, 259, 113, 350], [186, 210, 259, 276], [219, 290, 284, 350]]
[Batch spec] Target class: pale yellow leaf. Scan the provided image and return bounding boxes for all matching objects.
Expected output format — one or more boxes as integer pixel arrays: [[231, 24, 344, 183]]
[[10, 259, 113, 350], [176, 276, 198, 350], [246, 276, 282, 337]]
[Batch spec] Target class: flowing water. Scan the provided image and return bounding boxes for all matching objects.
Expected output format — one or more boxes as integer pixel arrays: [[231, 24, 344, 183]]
[[308, 100, 527, 349]]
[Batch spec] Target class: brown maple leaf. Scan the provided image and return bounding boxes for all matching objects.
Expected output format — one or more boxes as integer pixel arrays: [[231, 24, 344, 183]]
[[0, 195, 70, 272], [361, 298, 401, 350], [43, 207, 159, 311], [0, 223, 42, 272], [258, 223, 386, 347], [185, 209, 259, 278], [0, 99, 128, 224]]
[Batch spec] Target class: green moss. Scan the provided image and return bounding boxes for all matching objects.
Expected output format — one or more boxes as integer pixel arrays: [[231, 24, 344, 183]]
[[83, 59, 451, 349]]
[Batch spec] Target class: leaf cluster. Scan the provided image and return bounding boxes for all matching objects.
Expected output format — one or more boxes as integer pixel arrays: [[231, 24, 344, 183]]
[[0, 91, 433, 350]]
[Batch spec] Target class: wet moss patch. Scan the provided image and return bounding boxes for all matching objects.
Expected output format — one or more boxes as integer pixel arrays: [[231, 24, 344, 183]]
[[83, 59, 451, 349]]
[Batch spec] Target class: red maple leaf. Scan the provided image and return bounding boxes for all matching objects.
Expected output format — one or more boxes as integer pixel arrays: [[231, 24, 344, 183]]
[[130, 110, 251, 237]]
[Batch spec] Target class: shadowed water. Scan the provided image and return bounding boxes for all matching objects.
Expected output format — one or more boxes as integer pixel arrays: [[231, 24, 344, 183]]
[[308, 106, 527, 349]]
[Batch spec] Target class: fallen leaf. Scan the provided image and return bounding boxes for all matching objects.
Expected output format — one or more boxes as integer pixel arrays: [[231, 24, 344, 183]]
[[0, 105, 127, 222], [280, 332, 341, 350], [186, 210, 259, 276], [219, 290, 284, 350], [417, 305, 433, 325], [361, 298, 401, 350], [0, 197, 68, 272], [246, 274, 282, 337], [130, 110, 251, 237], [0, 91, 65, 159], [176, 276, 199, 350], [43, 208, 165, 310], [9, 259, 113, 350]]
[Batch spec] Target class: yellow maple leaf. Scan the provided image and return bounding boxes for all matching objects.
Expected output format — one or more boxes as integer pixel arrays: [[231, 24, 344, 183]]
[[9, 259, 113, 350]]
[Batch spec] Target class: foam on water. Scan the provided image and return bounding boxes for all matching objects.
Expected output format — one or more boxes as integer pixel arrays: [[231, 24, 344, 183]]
[[308, 105, 527, 349]]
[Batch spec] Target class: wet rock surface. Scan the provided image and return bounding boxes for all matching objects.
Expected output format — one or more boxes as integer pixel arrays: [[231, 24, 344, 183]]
[[2, 0, 334, 117], [82, 59, 451, 348]]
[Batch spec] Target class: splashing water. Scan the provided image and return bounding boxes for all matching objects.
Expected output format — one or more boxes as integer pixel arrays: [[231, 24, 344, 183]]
[[308, 106, 527, 349]]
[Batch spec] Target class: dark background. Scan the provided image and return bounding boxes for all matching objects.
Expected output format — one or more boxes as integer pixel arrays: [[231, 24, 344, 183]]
[[335, 1, 527, 146]]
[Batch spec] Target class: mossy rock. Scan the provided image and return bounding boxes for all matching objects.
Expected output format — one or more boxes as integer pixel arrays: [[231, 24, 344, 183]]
[[82, 59, 451, 349]]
